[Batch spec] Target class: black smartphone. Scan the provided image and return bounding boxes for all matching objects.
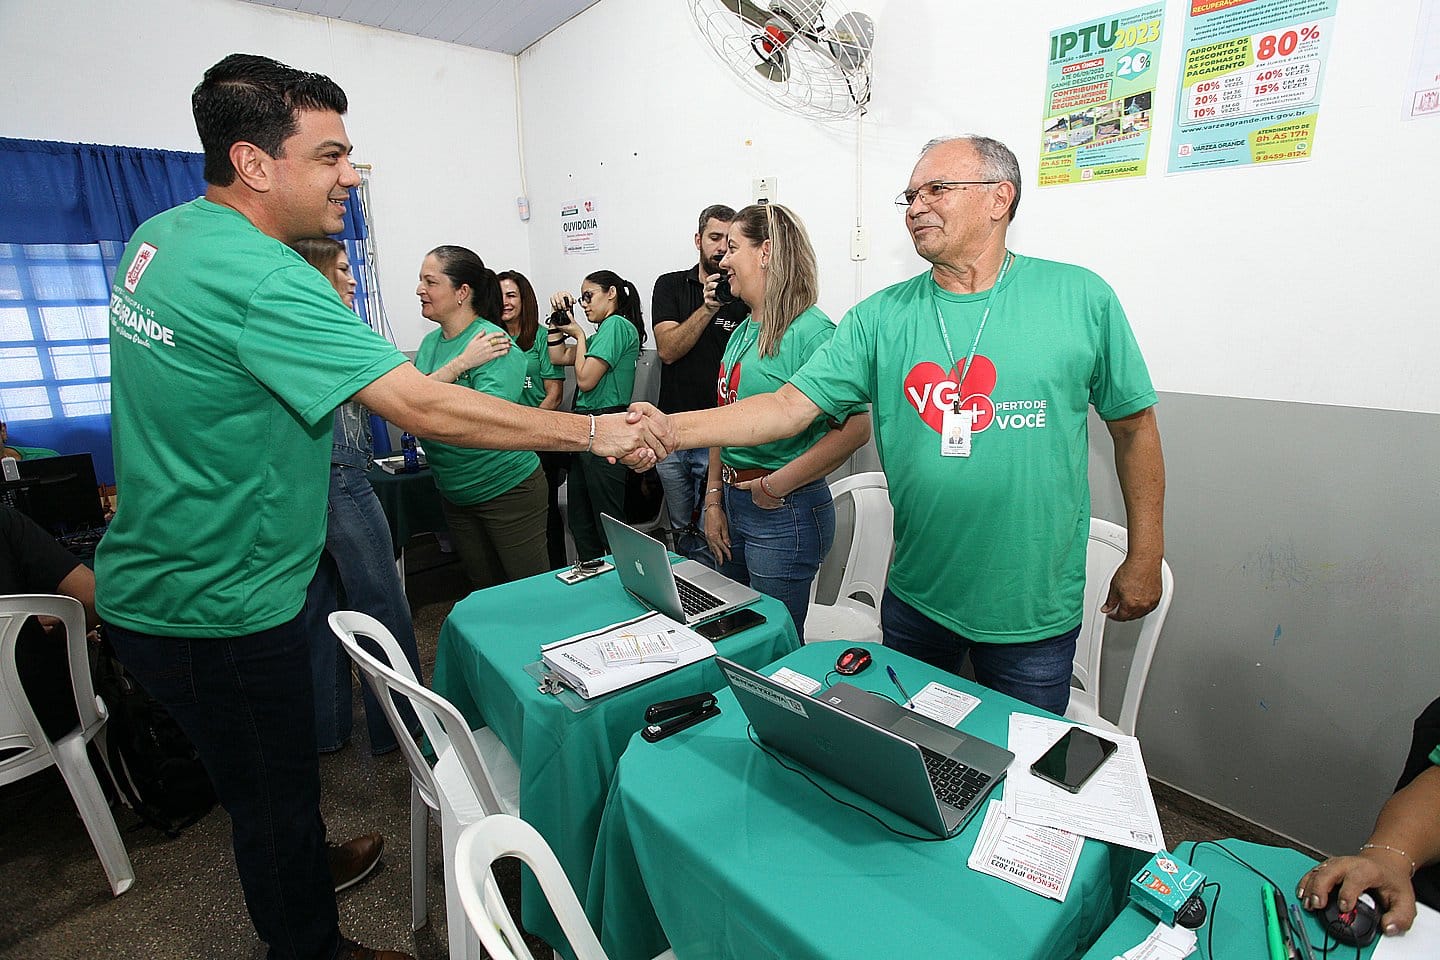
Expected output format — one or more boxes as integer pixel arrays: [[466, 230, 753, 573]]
[[1030, 727, 1118, 793], [695, 607, 766, 641]]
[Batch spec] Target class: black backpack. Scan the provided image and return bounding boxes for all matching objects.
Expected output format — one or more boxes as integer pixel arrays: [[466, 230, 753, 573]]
[[92, 633, 216, 836]]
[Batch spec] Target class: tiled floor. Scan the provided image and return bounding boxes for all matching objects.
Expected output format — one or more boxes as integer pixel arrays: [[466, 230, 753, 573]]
[[0, 537, 1318, 959]]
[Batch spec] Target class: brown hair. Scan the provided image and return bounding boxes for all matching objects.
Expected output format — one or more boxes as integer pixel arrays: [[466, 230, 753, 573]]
[[731, 204, 817, 357]]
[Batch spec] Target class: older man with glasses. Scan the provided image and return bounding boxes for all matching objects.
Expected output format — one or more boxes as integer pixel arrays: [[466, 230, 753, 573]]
[[630, 135, 1166, 714]]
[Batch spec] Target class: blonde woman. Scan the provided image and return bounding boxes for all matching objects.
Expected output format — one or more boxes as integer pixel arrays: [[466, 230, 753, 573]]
[[703, 205, 871, 634]]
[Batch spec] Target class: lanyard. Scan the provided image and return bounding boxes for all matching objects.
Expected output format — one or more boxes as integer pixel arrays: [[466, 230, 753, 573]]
[[933, 251, 1013, 413]]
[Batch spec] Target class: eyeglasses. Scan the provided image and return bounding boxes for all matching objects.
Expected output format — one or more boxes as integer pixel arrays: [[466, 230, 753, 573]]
[[894, 180, 1001, 210], [578, 291, 595, 305]]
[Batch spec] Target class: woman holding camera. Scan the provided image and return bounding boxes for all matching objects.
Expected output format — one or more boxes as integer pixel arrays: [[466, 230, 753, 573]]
[[702, 204, 871, 635], [414, 245, 548, 589], [548, 271, 644, 560]]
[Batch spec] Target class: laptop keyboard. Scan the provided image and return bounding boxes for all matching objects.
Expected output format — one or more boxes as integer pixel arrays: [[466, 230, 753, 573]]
[[921, 748, 993, 811], [675, 577, 725, 619]]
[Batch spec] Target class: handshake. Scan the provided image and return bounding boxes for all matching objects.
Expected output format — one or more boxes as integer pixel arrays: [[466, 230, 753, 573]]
[[592, 402, 675, 471]]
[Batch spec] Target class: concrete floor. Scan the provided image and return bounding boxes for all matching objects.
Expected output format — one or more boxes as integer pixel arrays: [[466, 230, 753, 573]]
[[0, 536, 1317, 959]]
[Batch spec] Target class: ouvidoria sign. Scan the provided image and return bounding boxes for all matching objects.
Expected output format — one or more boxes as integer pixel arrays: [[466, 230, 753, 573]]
[[561, 198, 600, 256]]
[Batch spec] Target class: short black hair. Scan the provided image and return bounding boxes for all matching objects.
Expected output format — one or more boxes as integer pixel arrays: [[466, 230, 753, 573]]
[[192, 53, 349, 186], [697, 204, 736, 236]]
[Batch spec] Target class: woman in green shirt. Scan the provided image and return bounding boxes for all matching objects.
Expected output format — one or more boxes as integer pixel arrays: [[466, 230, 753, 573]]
[[547, 270, 644, 560], [413, 246, 548, 589], [702, 204, 871, 635], [498, 269, 569, 569]]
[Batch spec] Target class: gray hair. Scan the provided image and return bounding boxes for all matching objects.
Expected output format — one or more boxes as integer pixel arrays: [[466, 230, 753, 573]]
[[920, 136, 1022, 223]]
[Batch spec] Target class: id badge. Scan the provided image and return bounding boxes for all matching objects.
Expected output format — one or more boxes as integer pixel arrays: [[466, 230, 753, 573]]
[[941, 408, 973, 457]]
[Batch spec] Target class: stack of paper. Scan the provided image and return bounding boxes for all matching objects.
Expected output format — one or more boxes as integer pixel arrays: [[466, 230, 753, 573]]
[[540, 611, 714, 699], [1002, 714, 1166, 853], [1110, 921, 1197, 960], [967, 800, 1084, 901]]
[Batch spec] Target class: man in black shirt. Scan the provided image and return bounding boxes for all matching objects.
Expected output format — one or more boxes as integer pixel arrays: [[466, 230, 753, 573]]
[[651, 204, 749, 562], [1, 504, 96, 739]]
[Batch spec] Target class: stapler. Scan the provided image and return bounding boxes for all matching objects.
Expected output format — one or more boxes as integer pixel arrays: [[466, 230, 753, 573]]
[[641, 692, 720, 742]]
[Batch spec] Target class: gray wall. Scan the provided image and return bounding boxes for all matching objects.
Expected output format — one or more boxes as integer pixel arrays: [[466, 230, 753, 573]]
[[1087, 392, 1440, 854]]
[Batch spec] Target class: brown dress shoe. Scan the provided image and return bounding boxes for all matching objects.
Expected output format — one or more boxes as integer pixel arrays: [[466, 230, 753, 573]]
[[337, 939, 414, 960], [328, 832, 383, 892]]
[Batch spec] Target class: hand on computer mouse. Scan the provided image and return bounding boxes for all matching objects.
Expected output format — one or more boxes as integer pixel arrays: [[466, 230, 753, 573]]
[[1298, 853, 1415, 937]]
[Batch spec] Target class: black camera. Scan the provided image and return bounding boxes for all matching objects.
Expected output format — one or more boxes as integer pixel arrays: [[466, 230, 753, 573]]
[[546, 309, 569, 327], [714, 275, 736, 305]]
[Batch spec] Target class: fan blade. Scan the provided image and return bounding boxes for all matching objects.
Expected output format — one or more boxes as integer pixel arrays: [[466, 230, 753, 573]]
[[753, 46, 790, 82], [720, 0, 771, 28], [828, 11, 875, 70]]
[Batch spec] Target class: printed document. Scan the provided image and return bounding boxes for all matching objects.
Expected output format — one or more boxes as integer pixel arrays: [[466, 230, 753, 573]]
[[904, 681, 981, 726], [967, 799, 1083, 901], [540, 612, 713, 699], [1003, 713, 1165, 852]]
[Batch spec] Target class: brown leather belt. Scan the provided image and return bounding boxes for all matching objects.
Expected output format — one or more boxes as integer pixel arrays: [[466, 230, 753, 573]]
[[720, 463, 769, 485]]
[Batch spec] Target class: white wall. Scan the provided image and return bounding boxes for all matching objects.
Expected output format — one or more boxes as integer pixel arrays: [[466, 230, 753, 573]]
[[0, 0, 528, 351], [520, 0, 1440, 413]]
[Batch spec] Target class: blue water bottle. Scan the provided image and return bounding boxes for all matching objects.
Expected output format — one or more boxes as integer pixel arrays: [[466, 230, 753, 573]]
[[400, 431, 419, 473]]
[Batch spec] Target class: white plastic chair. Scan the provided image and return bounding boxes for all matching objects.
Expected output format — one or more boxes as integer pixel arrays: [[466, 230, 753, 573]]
[[329, 610, 519, 960], [455, 813, 676, 960], [1067, 518, 1176, 737], [0, 595, 133, 896], [804, 472, 893, 644]]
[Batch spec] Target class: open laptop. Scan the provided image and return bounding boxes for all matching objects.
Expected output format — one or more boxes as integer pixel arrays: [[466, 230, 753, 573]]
[[601, 513, 760, 624], [716, 656, 1014, 837]]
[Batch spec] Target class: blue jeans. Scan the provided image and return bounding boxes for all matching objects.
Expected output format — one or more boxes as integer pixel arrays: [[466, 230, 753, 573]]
[[109, 616, 341, 960], [880, 587, 1079, 715], [306, 463, 423, 754], [716, 478, 834, 637], [655, 447, 715, 564]]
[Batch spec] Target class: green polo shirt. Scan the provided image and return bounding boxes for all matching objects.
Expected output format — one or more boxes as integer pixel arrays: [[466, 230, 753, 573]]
[[718, 305, 857, 470], [414, 318, 540, 505], [517, 332, 563, 408], [790, 256, 1156, 644], [573, 315, 639, 411], [96, 198, 407, 637]]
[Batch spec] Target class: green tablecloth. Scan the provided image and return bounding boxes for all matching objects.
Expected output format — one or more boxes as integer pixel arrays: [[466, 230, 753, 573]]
[[1081, 839, 1379, 960], [365, 465, 447, 546], [586, 641, 1143, 960], [431, 568, 800, 954]]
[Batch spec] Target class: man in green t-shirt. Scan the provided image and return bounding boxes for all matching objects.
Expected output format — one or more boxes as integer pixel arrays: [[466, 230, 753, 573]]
[[96, 55, 665, 960], [632, 136, 1166, 715]]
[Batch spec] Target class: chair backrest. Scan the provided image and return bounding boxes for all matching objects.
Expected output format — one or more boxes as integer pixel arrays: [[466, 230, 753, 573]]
[[818, 472, 893, 609], [0, 594, 99, 781], [1073, 518, 1176, 736], [328, 610, 505, 817], [455, 813, 609, 960]]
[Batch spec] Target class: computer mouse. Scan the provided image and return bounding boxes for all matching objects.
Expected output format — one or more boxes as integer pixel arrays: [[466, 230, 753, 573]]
[[1320, 890, 1379, 948], [835, 647, 872, 676]]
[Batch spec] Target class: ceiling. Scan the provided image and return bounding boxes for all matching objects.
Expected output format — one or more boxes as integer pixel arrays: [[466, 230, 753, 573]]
[[235, 0, 603, 56]]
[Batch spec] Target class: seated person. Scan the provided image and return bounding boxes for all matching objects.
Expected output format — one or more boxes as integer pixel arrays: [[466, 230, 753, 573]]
[[0, 504, 97, 742], [1299, 695, 1440, 937]]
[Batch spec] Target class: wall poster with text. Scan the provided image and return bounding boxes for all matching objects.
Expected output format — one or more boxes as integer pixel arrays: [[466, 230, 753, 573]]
[[561, 198, 600, 256], [1039, 4, 1167, 187], [1169, 0, 1339, 173], [1405, 0, 1440, 119]]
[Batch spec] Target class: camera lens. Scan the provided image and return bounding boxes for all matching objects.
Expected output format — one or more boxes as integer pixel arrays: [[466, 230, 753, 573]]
[[714, 276, 735, 304], [547, 309, 568, 327]]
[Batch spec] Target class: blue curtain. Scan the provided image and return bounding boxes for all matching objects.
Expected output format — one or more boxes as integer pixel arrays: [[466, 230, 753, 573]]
[[0, 138, 367, 484], [0, 137, 367, 242]]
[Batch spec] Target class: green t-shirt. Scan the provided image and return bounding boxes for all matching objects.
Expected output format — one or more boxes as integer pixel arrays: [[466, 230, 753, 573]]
[[414, 318, 540, 505], [790, 256, 1157, 644], [96, 198, 407, 637], [1430, 743, 1439, 766], [718, 305, 857, 470], [573, 315, 639, 411], [517, 331, 563, 408]]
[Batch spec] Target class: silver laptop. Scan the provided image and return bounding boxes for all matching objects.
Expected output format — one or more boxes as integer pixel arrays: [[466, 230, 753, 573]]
[[601, 513, 760, 624], [717, 657, 1014, 837]]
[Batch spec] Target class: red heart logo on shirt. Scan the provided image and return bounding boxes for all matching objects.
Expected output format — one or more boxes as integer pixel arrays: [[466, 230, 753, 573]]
[[903, 358, 997, 433]]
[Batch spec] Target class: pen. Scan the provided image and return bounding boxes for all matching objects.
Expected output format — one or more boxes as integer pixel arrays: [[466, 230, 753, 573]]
[[1288, 902, 1317, 960], [1271, 885, 1299, 959], [1261, 883, 1287, 960], [886, 665, 912, 704]]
